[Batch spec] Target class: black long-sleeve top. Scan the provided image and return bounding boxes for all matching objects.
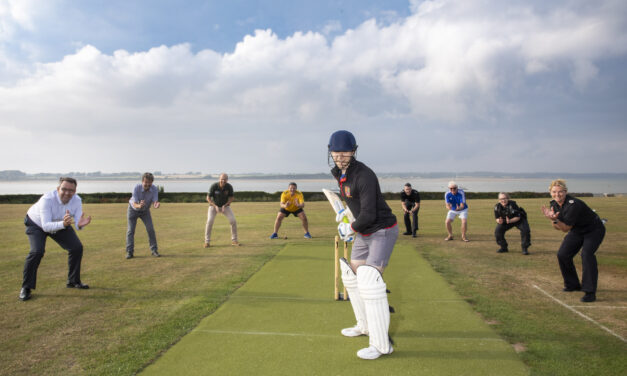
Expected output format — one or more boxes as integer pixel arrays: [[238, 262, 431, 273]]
[[331, 160, 397, 235]]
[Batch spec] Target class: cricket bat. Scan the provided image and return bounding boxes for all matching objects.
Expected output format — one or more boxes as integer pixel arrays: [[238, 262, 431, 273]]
[[322, 188, 356, 223]]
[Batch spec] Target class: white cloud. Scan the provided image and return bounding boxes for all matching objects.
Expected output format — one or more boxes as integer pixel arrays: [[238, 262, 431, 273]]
[[322, 20, 342, 36], [1, 0, 626, 173]]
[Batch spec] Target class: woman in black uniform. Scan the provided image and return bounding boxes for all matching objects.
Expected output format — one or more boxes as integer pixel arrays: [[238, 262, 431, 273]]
[[541, 179, 605, 302]]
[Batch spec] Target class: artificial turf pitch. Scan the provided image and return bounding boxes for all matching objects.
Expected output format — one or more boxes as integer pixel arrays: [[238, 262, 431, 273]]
[[142, 242, 529, 375]]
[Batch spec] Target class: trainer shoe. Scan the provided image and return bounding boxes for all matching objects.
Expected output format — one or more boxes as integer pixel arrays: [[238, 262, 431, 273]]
[[403, 231, 412, 235], [151, 250, 161, 257], [357, 345, 393, 360], [341, 325, 367, 337], [522, 248, 529, 255], [269, 233, 278, 239], [304, 232, 312, 239], [497, 248, 509, 253], [204, 242, 210, 248], [126, 252, 134, 259], [232, 240, 240, 246]]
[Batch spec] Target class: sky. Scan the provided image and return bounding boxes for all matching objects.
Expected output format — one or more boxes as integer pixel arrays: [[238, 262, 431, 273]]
[[1, 0, 626, 174]]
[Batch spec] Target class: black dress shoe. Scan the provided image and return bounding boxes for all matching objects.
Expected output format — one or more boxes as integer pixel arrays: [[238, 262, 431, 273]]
[[67, 282, 90, 289], [581, 292, 596, 302], [19, 288, 32, 301], [497, 248, 509, 253], [562, 286, 582, 292]]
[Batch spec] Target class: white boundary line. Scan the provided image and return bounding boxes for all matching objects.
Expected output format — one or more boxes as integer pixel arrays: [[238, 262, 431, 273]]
[[532, 284, 626, 343]]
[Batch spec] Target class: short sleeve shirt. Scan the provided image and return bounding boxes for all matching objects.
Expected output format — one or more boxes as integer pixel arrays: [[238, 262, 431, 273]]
[[281, 190, 304, 212], [209, 182, 234, 207], [494, 200, 522, 219], [445, 189, 468, 210], [401, 189, 420, 203], [550, 195, 600, 233]]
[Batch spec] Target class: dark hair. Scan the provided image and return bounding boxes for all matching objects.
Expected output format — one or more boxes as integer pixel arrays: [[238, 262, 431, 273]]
[[289, 182, 297, 188], [59, 177, 77, 186], [142, 172, 154, 182], [404, 183, 412, 187]]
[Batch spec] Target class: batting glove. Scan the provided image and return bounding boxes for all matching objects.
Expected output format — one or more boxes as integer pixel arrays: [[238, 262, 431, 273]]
[[337, 222, 355, 242], [336, 209, 349, 223]]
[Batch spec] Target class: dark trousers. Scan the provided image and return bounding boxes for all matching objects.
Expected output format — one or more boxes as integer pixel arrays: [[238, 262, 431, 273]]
[[403, 201, 419, 234], [495, 219, 531, 250], [557, 224, 605, 293], [22, 215, 84, 289]]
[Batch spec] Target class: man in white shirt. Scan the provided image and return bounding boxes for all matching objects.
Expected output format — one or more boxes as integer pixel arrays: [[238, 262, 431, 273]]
[[19, 177, 92, 301]]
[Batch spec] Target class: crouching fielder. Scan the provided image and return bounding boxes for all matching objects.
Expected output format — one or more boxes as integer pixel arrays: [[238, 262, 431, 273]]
[[328, 130, 398, 360]]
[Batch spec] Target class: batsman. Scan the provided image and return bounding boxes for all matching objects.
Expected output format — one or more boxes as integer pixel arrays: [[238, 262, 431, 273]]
[[328, 130, 399, 360]]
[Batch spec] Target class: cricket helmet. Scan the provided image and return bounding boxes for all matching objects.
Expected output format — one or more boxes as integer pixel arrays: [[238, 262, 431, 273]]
[[328, 130, 358, 152]]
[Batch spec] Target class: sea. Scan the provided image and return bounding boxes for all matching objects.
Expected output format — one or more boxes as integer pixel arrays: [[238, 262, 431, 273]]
[[1, 177, 625, 195]]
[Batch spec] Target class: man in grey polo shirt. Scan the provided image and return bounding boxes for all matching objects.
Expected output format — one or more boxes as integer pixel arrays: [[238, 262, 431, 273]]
[[205, 173, 239, 247], [126, 172, 161, 259]]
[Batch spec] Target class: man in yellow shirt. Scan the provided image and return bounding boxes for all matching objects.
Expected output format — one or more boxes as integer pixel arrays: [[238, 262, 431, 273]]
[[270, 182, 312, 239]]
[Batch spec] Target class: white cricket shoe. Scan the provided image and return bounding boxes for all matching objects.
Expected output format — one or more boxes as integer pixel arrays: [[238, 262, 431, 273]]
[[341, 325, 367, 337], [357, 345, 393, 360]]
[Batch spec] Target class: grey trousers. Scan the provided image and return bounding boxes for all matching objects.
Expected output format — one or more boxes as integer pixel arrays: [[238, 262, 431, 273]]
[[126, 206, 158, 253]]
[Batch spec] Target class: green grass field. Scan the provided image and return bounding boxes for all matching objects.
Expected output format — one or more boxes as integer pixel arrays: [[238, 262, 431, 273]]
[[0, 198, 625, 375]]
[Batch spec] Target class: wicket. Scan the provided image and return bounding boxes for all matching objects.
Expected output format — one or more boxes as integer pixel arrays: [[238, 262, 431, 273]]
[[334, 235, 349, 301]]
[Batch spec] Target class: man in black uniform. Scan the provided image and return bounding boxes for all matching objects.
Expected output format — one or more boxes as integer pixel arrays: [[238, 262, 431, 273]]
[[494, 192, 531, 255], [401, 183, 420, 237], [329, 130, 398, 360], [542, 179, 605, 303]]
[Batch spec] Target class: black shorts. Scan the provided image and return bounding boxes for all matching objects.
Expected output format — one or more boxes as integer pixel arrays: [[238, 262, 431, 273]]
[[280, 208, 303, 217]]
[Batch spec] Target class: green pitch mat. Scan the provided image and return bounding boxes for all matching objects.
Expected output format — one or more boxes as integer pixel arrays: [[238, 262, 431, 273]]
[[142, 242, 529, 375]]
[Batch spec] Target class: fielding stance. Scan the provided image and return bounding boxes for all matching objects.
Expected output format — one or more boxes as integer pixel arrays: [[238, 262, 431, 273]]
[[542, 179, 605, 303], [329, 130, 398, 360], [444, 181, 469, 242], [494, 192, 531, 255], [270, 182, 312, 239], [19, 177, 92, 301], [126, 172, 161, 259], [401, 182, 420, 237], [205, 173, 239, 247]]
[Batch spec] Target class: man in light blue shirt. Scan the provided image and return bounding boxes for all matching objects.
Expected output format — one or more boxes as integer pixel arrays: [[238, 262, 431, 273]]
[[126, 173, 161, 259], [20, 177, 92, 301]]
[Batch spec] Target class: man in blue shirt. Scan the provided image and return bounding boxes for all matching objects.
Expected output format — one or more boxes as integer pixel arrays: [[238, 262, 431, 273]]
[[444, 181, 469, 242], [126, 172, 161, 259], [20, 177, 92, 301]]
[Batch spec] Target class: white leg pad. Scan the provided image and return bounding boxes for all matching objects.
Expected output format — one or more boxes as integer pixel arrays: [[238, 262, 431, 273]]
[[339, 258, 368, 335], [357, 265, 391, 354]]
